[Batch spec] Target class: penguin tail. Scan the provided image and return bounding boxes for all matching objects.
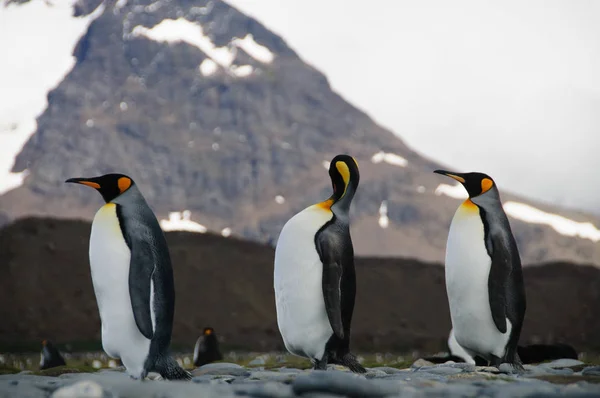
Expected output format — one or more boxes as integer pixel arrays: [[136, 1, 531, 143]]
[[334, 352, 366, 374], [156, 356, 192, 381]]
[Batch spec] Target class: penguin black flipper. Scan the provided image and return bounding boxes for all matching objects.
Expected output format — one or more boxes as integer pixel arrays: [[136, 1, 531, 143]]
[[316, 224, 346, 340], [486, 231, 511, 334], [116, 204, 155, 340]]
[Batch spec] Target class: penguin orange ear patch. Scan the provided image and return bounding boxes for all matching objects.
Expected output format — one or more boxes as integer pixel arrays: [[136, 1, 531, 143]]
[[481, 178, 494, 194], [118, 177, 132, 193]]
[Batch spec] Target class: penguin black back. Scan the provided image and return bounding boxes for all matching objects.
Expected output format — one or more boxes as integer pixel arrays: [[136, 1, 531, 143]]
[[193, 327, 223, 367]]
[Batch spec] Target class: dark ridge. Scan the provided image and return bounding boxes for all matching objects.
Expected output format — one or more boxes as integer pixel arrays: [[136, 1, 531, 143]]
[[1, 217, 599, 353]]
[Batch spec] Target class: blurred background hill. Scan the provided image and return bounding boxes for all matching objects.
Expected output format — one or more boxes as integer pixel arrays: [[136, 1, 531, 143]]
[[0, 0, 598, 353]]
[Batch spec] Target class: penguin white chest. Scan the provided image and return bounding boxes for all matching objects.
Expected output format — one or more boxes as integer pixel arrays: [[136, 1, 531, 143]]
[[445, 201, 511, 359], [274, 205, 334, 360], [89, 203, 150, 376]]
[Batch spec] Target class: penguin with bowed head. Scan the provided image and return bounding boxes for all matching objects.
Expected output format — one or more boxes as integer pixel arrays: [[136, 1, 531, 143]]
[[65, 173, 191, 380], [193, 327, 223, 367], [39, 340, 66, 370], [434, 170, 526, 371], [274, 154, 365, 373]]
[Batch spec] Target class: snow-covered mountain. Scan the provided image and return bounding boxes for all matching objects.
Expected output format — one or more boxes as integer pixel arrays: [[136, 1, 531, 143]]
[[1, 0, 599, 266]]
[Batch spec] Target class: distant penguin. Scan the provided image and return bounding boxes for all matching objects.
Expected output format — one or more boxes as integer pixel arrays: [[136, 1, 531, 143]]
[[66, 174, 190, 380], [193, 327, 223, 367], [434, 170, 526, 370], [274, 154, 365, 373], [39, 340, 66, 370]]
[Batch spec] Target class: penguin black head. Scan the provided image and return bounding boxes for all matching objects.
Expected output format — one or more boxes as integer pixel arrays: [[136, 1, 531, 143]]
[[328, 154, 360, 204], [433, 170, 496, 198], [65, 173, 135, 203]]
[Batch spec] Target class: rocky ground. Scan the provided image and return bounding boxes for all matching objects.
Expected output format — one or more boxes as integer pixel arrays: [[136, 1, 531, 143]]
[[1, 357, 600, 398]]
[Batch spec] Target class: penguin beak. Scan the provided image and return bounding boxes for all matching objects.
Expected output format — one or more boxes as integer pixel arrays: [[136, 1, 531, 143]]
[[433, 170, 466, 184], [65, 178, 101, 189]]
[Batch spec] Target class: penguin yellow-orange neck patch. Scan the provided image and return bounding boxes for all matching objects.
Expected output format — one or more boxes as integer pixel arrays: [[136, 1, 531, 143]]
[[460, 199, 478, 211], [118, 177, 132, 193], [481, 178, 493, 194], [335, 161, 350, 187], [316, 199, 334, 211]]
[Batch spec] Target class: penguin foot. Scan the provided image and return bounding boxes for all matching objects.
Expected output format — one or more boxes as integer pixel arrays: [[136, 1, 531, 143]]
[[156, 356, 192, 381], [313, 354, 328, 371], [333, 353, 366, 374]]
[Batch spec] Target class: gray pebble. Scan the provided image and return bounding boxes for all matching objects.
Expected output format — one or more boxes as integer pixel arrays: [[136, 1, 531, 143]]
[[582, 366, 600, 376], [234, 381, 294, 398], [197, 362, 244, 370], [0, 380, 49, 398], [417, 366, 463, 376], [249, 356, 268, 366], [410, 358, 434, 368], [370, 367, 404, 375], [364, 369, 388, 379], [276, 367, 303, 374], [498, 363, 521, 374], [193, 364, 251, 377], [248, 371, 296, 383], [540, 359, 585, 369], [51, 380, 105, 398], [292, 370, 400, 397]]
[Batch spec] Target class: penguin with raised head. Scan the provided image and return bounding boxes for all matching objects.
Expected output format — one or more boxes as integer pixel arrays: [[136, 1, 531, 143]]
[[434, 170, 526, 371], [40, 340, 66, 370], [193, 327, 223, 367], [65, 174, 190, 380], [274, 154, 365, 373]]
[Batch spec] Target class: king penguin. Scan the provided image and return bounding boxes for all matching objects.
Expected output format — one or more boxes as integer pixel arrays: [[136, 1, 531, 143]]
[[274, 154, 365, 373], [39, 340, 66, 370], [193, 327, 223, 367], [65, 173, 191, 380], [434, 170, 526, 371]]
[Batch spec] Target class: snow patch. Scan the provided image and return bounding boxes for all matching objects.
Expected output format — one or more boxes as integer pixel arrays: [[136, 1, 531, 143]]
[[231, 64, 253, 77], [120, 101, 128, 111], [504, 201, 600, 242], [200, 58, 218, 76], [322, 161, 330, 170], [435, 183, 468, 199], [130, 18, 272, 78], [0, 0, 104, 195], [417, 185, 426, 193], [131, 18, 236, 66], [160, 210, 207, 233], [221, 227, 232, 237], [378, 201, 389, 228], [212, 143, 220, 151], [275, 195, 285, 204], [371, 151, 408, 167], [232, 34, 274, 63]]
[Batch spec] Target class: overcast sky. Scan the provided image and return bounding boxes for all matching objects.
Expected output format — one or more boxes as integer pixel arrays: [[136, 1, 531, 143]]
[[227, 0, 600, 215]]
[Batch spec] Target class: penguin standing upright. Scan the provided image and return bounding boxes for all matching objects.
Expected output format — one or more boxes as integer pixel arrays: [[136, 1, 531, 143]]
[[39, 340, 66, 370], [193, 327, 223, 367], [434, 170, 526, 370], [274, 154, 365, 373], [66, 174, 190, 380]]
